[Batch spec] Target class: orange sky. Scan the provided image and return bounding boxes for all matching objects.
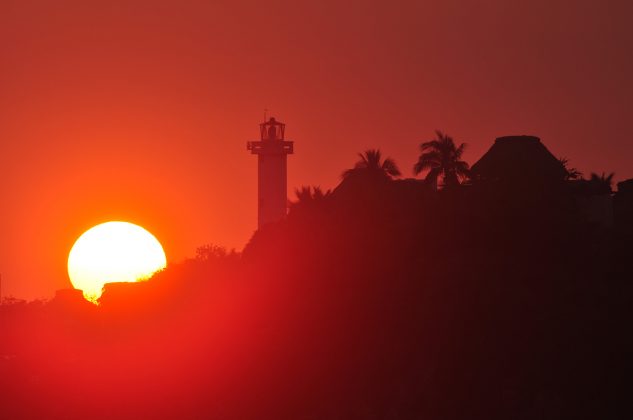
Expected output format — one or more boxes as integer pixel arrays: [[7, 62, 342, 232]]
[[1, 0, 632, 299]]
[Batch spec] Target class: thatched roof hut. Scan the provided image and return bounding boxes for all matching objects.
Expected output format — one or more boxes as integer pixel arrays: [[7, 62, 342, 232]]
[[471, 136, 567, 184]]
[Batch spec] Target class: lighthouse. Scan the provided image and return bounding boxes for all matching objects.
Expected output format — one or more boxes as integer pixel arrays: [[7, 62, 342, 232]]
[[247, 117, 294, 229]]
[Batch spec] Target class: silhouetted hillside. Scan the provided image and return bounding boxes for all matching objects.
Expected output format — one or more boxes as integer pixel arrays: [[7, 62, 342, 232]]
[[1, 147, 632, 419]]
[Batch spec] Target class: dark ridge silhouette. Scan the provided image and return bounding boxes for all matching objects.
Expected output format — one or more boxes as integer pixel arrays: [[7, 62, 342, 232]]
[[1, 135, 631, 419]]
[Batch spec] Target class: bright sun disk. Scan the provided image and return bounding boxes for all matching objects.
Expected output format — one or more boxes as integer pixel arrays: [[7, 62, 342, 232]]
[[67, 221, 167, 302]]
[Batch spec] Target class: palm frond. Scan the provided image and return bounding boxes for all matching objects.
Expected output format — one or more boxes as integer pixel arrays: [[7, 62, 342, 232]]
[[454, 143, 466, 159], [382, 158, 401, 177], [344, 149, 400, 179], [420, 140, 442, 152], [342, 168, 356, 179], [454, 160, 470, 177], [414, 159, 438, 175], [425, 167, 441, 183]]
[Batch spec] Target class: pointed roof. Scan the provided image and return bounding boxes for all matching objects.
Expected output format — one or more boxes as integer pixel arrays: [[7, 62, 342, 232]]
[[470, 136, 566, 182]]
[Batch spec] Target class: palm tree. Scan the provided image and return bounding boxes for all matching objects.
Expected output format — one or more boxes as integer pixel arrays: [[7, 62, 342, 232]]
[[588, 172, 615, 194], [413, 131, 469, 189], [342, 149, 401, 179]]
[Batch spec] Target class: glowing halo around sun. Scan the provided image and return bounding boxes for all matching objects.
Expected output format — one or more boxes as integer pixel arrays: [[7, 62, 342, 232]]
[[68, 221, 167, 302]]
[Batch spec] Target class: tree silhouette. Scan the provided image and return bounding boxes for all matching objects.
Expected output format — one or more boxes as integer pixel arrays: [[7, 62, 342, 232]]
[[414, 131, 469, 189], [195, 244, 238, 261], [588, 172, 615, 194], [289, 186, 330, 211], [342, 149, 401, 179], [559, 157, 583, 180]]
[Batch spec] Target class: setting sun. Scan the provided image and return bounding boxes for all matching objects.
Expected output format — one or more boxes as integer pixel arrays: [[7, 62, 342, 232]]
[[67, 221, 167, 302]]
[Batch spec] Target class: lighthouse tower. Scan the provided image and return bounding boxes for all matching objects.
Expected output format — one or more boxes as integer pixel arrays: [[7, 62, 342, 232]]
[[247, 117, 294, 229]]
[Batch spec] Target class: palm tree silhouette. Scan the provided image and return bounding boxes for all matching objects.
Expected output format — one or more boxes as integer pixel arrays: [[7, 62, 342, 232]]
[[588, 172, 615, 194], [413, 131, 469, 190], [289, 186, 330, 211], [342, 149, 401, 179]]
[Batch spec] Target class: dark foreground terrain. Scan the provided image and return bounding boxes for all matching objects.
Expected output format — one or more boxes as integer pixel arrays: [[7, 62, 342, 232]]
[[1, 173, 631, 419]]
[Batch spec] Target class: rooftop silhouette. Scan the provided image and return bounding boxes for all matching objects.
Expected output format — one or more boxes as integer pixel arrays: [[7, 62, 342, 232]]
[[470, 135, 567, 184]]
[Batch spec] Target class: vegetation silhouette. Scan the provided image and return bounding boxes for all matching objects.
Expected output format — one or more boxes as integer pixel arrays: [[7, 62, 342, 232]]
[[1, 134, 632, 419], [413, 130, 469, 189], [288, 185, 330, 212], [588, 172, 615, 194], [342, 148, 401, 179], [559, 156, 583, 180]]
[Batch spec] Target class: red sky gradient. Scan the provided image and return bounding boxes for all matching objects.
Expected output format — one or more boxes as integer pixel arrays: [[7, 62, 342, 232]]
[[1, 0, 632, 299]]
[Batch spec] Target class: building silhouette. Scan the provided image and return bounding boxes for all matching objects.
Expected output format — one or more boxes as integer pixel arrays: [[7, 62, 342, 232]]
[[470, 135, 567, 185], [247, 117, 294, 229]]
